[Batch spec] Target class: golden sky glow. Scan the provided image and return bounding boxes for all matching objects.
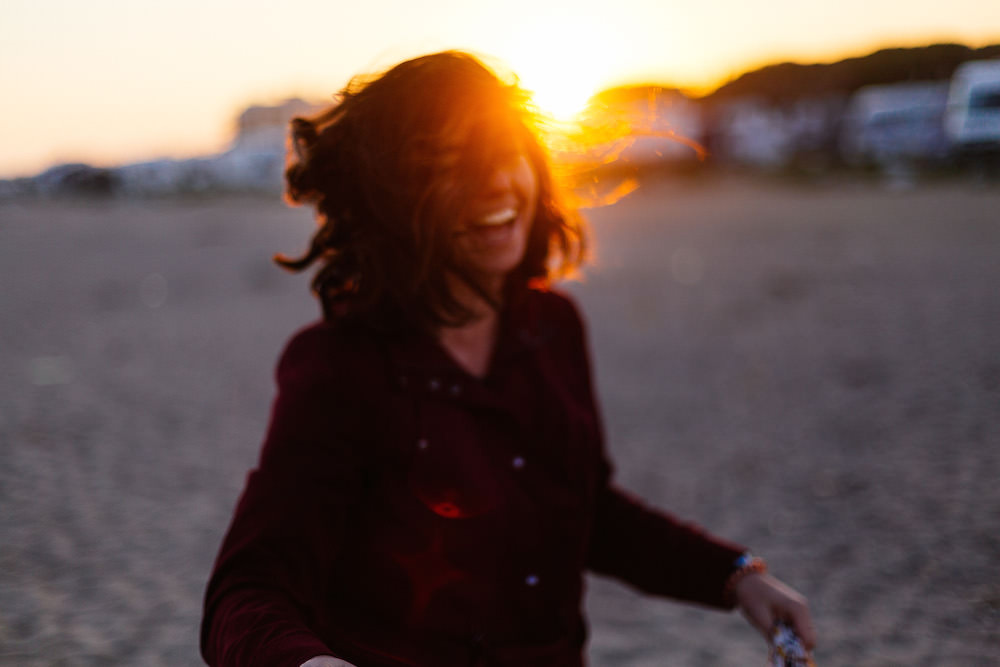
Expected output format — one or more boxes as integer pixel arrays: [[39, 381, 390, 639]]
[[1, 0, 998, 177]]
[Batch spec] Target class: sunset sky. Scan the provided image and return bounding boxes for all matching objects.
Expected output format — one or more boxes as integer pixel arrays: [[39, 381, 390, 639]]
[[2, 0, 998, 178]]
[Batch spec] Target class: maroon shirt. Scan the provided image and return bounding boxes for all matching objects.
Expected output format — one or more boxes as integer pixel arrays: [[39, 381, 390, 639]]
[[201, 288, 745, 667]]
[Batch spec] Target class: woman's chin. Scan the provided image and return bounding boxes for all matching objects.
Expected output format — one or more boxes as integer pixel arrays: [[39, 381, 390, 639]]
[[456, 229, 527, 280]]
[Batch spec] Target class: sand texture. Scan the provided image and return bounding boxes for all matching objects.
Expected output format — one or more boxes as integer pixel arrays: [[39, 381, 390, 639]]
[[1, 177, 998, 665]]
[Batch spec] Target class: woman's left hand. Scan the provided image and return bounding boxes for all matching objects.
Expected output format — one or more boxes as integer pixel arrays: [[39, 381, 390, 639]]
[[734, 572, 817, 651]]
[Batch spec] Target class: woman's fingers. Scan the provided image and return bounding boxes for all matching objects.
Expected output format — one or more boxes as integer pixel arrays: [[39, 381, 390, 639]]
[[734, 572, 817, 651], [787, 600, 817, 651], [739, 588, 776, 638]]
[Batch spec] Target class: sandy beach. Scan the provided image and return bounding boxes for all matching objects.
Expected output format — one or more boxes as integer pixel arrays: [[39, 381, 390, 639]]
[[1, 176, 998, 665]]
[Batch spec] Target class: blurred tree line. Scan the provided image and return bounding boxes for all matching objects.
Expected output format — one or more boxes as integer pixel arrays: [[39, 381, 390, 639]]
[[703, 43, 1000, 104]]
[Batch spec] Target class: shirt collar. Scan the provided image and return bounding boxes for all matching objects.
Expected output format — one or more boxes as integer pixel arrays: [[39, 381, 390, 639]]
[[383, 284, 554, 381]]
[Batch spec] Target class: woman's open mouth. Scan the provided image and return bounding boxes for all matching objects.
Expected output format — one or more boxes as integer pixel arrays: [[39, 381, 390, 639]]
[[474, 207, 518, 227], [459, 206, 519, 246]]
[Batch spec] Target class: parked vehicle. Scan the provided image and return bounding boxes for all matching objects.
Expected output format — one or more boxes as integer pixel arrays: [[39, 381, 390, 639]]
[[840, 82, 951, 169], [945, 59, 1000, 160]]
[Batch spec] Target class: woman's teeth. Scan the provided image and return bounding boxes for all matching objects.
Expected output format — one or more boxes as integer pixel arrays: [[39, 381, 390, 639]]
[[475, 207, 517, 227]]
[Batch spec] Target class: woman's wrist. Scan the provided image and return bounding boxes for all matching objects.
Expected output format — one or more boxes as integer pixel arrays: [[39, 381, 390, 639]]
[[723, 552, 768, 607]]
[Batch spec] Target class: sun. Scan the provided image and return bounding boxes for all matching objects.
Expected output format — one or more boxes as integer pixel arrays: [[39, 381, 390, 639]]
[[497, 18, 616, 122], [519, 60, 600, 122]]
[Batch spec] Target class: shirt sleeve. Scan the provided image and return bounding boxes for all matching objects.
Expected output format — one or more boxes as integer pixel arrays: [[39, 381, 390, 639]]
[[201, 326, 368, 666], [557, 295, 747, 609]]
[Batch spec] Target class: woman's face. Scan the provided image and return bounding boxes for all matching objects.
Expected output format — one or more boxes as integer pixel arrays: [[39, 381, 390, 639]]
[[450, 146, 538, 288]]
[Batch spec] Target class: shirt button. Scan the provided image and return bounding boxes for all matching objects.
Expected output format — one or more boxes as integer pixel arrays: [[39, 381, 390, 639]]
[[512, 456, 526, 469], [417, 438, 429, 450], [428, 378, 441, 391], [525, 574, 540, 586], [449, 383, 462, 396], [398, 375, 408, 388]]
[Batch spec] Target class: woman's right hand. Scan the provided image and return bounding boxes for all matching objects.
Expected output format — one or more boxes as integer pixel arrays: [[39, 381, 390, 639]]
[[300, 656, 359, 667]]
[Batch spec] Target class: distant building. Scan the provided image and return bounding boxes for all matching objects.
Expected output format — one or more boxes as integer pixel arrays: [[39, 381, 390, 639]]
[[233, 98, 324, 152], [705, 95, 844, 170], [113, 98, 325, 196]]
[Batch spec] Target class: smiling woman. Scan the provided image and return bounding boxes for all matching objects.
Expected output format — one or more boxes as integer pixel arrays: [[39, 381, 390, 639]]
[[200, 50, 816, 667], [272, 51, 583, 331]]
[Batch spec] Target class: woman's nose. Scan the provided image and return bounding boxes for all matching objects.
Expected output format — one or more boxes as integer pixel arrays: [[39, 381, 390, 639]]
[[483, 161, 516, 196]]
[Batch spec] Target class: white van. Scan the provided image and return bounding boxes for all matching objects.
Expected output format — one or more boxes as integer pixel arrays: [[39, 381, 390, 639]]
[[945, 59, 1000, 155]]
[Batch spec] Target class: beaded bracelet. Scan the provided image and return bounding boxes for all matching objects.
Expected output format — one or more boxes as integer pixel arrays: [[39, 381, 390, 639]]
[[723, 553, 768, 606]]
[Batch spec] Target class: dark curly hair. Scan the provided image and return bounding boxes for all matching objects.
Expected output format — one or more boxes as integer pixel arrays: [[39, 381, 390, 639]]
[[276, 51, 586, 333]]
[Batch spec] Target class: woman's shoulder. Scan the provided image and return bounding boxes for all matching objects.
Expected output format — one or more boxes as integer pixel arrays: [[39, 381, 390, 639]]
[[519, 285, 588, 334]]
